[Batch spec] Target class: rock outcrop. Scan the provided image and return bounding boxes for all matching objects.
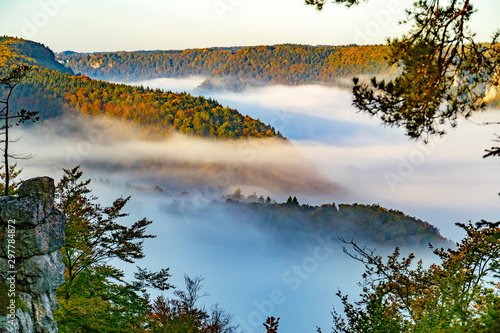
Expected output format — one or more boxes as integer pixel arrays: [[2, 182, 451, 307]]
[[0, 177, 66, 333]]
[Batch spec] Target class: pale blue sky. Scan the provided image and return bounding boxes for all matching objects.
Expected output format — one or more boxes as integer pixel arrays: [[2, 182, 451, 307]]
[[1, 0, 499, 52]]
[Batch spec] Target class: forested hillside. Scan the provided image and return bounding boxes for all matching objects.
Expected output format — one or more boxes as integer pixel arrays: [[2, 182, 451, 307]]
[[201, 44, 395, 90], [58, 47, 241, 82], [0, 36, 73, 75], [1, 37, 278, 139], [58, 43, 500, 104], [59, 44, 395, 90]]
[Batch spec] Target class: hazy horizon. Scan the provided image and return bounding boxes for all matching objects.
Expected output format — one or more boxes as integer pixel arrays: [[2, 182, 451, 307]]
[[2, 0, 499, 53]]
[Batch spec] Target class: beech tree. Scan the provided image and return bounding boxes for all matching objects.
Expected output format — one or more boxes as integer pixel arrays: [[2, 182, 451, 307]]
[[53, 166, 173, 332], [325, 223, 500, 332]]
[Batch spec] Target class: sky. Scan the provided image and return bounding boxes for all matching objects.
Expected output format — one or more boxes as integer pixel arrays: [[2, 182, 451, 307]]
[[1, 0, 499, 52]]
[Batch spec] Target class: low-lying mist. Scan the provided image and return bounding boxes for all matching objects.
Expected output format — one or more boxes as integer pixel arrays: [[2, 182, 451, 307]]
[[14, 78, 499, 332], [20, 115, 346, 200], [204, 85, 500, 241], [89, 181, 438, 333], [126, 78, 499, 240], [122, 76, 207, 93], [104, 188, 373, 333]]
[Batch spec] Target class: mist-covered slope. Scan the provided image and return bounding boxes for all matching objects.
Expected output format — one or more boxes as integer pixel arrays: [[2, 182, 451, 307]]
[[1, 37, 279, 139], [161, 192, 449, 248], [58, 44, 395, 91]]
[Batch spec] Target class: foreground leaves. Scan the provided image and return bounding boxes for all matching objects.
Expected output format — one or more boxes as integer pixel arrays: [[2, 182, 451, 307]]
[[53, 166, 172, 332], [329, 223, 500, 332]]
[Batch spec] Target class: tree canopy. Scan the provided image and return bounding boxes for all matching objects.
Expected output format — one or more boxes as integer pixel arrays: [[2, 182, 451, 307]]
[[60, 44, 397, 91], [53, 166, 173, 332]]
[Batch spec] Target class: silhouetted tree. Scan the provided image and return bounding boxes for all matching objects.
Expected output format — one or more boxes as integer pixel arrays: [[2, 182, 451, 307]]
[[286, 196, 299, 206], [0, 65, 39, 195], [205, 304, 239, 333], [263, 317, 280, 333], [149, 275, 239, 333]]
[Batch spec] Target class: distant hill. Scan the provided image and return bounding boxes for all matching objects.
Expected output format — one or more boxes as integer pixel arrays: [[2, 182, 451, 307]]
[[58, 43, 499, 106], [1, 37, 279, 139], [58, 44, 396, 91], [57, 47, 242, 82], [166, 194, 449, 248], [200, 44, 396, 91]]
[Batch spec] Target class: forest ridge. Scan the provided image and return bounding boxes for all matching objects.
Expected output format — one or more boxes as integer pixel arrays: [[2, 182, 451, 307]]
[[58, 44, 396, 90]]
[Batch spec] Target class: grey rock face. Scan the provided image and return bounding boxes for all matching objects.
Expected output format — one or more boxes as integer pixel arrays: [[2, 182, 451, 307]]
[[0, 177, 66, 333], [18, 177, 55, 218], [1, 210, 66, 258]]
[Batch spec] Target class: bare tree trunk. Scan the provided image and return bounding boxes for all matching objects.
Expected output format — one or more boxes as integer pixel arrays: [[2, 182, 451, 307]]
[[0, 65, 37, 196], [4, 104, 8, 196]]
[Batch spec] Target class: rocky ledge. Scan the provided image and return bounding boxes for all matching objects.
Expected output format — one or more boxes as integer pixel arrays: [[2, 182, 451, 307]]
[[0, 177, 66, 333]]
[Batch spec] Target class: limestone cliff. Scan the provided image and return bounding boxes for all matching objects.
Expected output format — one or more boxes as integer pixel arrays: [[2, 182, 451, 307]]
[[0, 177, 66, 333]]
